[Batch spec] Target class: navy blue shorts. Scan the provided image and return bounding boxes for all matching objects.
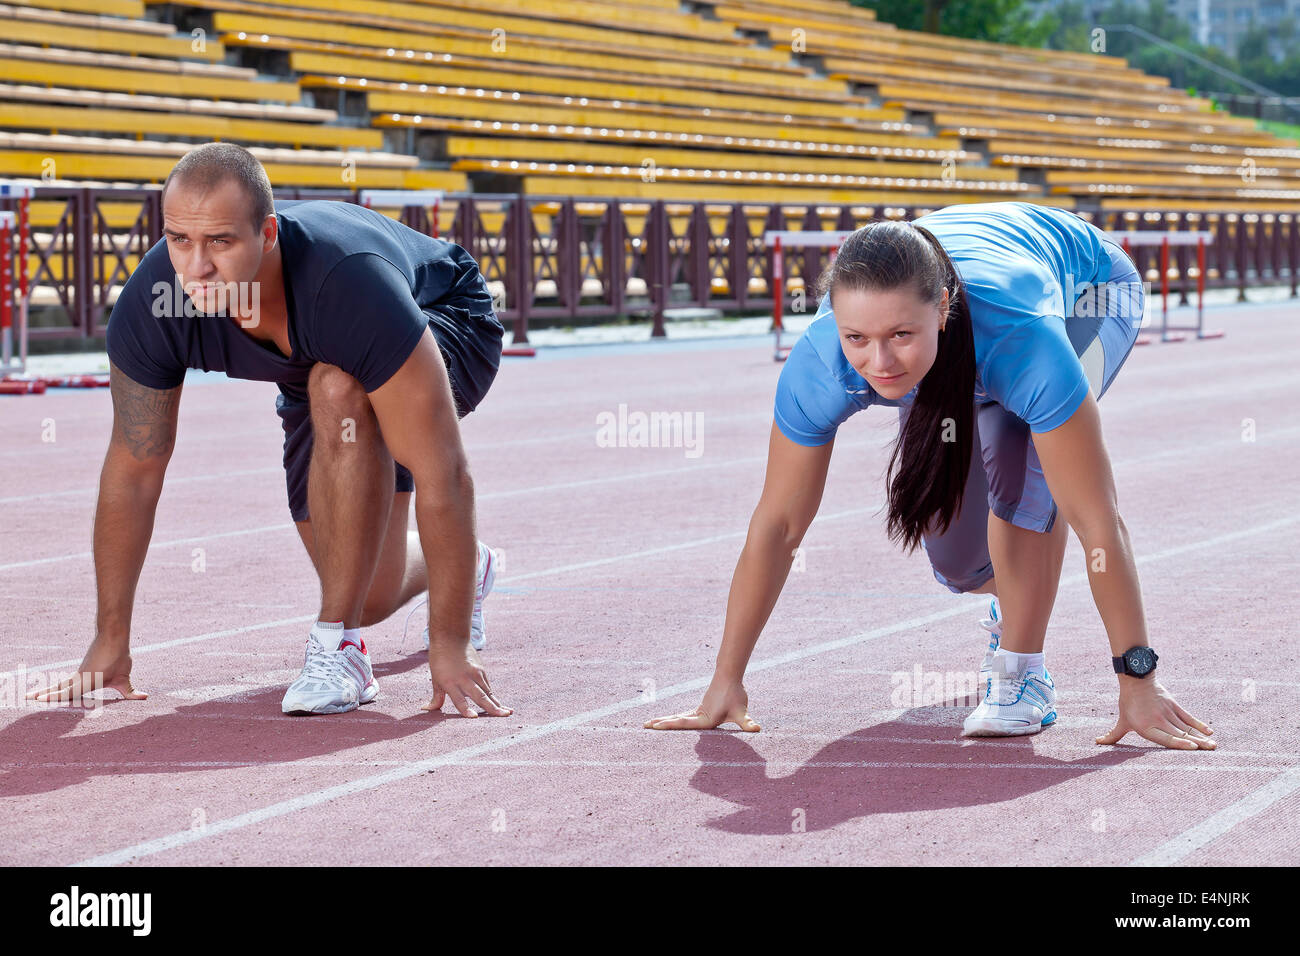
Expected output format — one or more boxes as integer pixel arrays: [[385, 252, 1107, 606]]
[[276, 306, 503, 522]]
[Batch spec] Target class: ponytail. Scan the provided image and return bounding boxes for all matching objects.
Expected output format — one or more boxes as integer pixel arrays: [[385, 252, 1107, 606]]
[[815, 220, 976, 552]]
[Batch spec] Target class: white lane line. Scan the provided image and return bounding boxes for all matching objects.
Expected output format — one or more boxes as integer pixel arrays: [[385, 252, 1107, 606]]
[[503, 506, 874, 583], [2, 507, 879, 680], [1137, 515, 1300, 563], [69, 509, 1300, 867], [10, 415, 1297, 573], [0, 408, 769, 504], [495, 472, 1300, 588], [1109, 424, 1300, 471], [0, 467, 282, 505], [11, 760, 1292, 774], [0, 455, 764, 508], [0, 523, 295, 572], [577, 725, 1296, 760], [1129, 768, 1300, 866], [0, 453, 773, 571], [0, 616, 316, 681], [479, 454, 767, 502], [453, 759, 1294, 774]]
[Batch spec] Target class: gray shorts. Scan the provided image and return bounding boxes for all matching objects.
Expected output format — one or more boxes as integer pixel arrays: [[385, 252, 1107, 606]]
[[906, 239, 1144, 593]]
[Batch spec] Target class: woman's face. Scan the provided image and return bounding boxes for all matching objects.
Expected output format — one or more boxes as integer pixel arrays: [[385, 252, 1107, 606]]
[[831, 284, 949, 401]]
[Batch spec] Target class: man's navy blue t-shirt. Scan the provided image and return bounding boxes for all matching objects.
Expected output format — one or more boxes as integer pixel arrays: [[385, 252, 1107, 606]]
[[105, 199, 500, 405]]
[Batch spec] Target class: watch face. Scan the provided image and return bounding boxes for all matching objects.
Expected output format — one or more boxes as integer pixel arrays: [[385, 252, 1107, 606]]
[[1126, 647, 1156, 675]]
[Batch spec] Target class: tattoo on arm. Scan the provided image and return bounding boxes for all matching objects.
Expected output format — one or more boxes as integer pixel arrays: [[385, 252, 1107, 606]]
[[110, 363, 181, 461]]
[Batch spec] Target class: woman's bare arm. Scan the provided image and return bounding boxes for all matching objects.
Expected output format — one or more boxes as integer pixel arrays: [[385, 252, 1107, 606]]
[[645, 423, 834, 731], [1032, 392, 1214, 750]]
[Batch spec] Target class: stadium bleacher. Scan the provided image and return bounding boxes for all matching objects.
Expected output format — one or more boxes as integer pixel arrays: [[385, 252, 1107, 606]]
[[0, 0, 1296, 333], [3, 0, 1296, 206]]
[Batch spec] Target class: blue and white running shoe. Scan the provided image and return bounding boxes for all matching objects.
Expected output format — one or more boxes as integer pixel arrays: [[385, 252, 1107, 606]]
[[977, 595, 1002, 694], [964, 651, 1057, 737]]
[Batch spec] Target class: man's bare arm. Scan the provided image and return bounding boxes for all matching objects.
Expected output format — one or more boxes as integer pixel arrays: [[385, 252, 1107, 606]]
[[112, 366, 182, 462], [367, 328, 510, 717], [368, 330, 474, 644], [29, 362, 181, 702], [97, 361, 182, 639]]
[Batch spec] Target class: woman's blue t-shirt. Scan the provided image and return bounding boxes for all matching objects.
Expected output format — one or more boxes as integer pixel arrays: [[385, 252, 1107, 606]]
[[774, 201, 1114, 445]]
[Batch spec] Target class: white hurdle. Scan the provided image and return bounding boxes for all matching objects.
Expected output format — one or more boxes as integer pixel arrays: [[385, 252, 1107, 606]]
[[764, 227, 1224, 359], [359, 189, 444, 238]]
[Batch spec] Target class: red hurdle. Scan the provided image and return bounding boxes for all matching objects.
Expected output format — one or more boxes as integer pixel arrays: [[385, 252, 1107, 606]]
[[1, 182, 33, 382], [763, 230, 854, 362]]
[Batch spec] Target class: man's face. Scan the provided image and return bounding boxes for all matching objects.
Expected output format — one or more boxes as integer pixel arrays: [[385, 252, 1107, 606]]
[[162, 177, 274, 316]]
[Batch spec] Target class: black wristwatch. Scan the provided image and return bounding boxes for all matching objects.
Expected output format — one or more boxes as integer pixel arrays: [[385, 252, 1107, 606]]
[[1113, 646, 1159, 678]]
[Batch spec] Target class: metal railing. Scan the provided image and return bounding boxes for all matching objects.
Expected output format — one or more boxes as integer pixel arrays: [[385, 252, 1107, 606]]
[[4, 187, 1296, 348]]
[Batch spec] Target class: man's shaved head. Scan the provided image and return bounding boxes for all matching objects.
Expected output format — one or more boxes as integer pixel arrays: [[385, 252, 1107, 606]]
[[162, 142, 274, 232], [160, 142, 280, 319]]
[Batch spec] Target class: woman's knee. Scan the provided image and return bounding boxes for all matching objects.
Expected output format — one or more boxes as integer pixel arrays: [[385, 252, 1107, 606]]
[[929, 554, 995, 594]]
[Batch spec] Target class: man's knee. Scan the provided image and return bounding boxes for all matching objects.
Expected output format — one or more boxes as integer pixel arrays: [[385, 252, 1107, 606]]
[[358, 595, 394, 629], [309, 364, 378, 448], [309, 363, 369, 412]]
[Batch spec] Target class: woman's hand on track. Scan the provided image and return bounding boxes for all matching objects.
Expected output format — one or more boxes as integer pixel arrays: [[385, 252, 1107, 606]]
[[644, 679, 760, 732], [25, 638, 146, 703], [422, 641, 512, 718], [1096, 678, 1214, 750]]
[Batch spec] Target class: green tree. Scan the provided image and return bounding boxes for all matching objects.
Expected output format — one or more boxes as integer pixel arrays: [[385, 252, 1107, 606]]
[[852, 0, 1053, 45], [853, 0, 1299, 104], [1235, 19, 1299, 95], [1038, 0, 1261, 95]]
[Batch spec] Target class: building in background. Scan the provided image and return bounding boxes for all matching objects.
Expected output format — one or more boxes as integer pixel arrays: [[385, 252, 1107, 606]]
[[1166, 0, 1299, 55], [1030, 0, 1300, 57]]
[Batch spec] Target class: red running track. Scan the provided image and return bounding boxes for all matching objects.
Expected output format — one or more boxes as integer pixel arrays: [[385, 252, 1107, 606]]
[[1, 301, 1298, 866]]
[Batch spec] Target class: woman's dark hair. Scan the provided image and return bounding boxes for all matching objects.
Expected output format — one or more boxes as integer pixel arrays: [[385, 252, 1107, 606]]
[[813, 219, 976, 553]]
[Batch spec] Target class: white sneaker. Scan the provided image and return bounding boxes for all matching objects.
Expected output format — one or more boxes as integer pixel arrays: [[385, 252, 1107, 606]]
[[977, 595, 1002, 695], [963, 652, 1057, 737], [281, 625, 379, 715], [417, 541, 497, 652]]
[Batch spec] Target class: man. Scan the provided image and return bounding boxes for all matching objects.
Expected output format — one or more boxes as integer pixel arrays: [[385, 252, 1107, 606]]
[[30, 142, 512, 718]]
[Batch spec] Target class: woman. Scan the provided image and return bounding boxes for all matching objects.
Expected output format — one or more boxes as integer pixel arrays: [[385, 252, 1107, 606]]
[[645, 201, 1214, 751]]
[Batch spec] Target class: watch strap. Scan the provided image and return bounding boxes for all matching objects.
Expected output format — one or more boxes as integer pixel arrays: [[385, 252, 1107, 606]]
[[1113, 647, 1158, 677]]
